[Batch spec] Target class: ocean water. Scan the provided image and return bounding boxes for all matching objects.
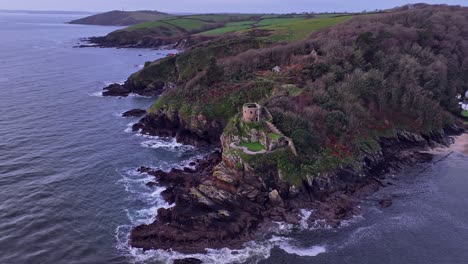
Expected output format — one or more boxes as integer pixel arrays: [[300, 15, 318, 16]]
[[1, 12, 468, 264]]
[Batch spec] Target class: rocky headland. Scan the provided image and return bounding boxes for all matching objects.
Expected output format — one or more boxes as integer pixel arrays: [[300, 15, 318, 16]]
[[100, 3, 468, 258], [128, 108, 464, 254]]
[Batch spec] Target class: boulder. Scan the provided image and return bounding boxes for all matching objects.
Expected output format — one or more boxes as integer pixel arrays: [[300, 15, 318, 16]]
[[268, 189, 284, 206], [379, 196, 393, 208], [174, 258, 202, 264], [122, 109, 147, 117], [102, 83, 131, 97]]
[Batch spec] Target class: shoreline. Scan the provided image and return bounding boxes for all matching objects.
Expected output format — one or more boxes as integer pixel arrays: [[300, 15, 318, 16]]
[[127, 116, 464, 256]]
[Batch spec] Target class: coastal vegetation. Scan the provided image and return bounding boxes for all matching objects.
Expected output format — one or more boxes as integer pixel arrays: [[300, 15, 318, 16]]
[[125, 4, 467, 186], [68, 10, 170, 26], [118, 4, 468, 255]]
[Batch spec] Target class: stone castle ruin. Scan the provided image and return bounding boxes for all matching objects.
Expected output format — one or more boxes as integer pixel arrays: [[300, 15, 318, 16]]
[[232, 103, 298, 156], [242, 103, 261, 123]]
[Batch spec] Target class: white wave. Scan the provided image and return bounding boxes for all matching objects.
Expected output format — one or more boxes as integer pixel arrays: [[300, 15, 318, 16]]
[[127, 93, 152, 98], [278, 244, 326, 257], [269, 236, 326, 257], [270, 221, 294, 234], [140, 137, 195, 152], [124, 123, 135, 133], [299, 209, 313, 229], [88, 91, 103, 97], [103, 80, 125, 86], [115, 228, 273, 264]]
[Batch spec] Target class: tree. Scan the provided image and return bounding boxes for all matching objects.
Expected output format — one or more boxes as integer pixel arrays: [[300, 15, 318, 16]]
[[204, 57, 224, 85]]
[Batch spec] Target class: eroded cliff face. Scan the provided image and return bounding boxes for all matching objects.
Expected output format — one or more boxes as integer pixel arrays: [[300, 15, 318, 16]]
[[130, 130, 305, 253], [132, 109, 225, 147]]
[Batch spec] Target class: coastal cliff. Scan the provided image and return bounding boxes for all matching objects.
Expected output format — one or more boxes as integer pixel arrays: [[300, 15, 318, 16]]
[[130, 109, 463, 254], [109, 4, 468, 255]]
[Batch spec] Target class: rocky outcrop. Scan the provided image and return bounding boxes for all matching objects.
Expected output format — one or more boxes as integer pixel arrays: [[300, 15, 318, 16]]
[[82, 33, 216, 49], [131, 150, 304, 253], [102, 83, 131, 97], [132, 110, 224, 147], [102, 80, 168, 97], [122, 109, 147, 118], [129, 124, 463, 254]]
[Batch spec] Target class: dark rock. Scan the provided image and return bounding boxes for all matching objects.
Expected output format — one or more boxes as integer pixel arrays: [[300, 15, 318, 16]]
[[173, 258, 202, 264], [122, 109, 147, 118], [102, 83, 130, 97], [128, 105, 462, 255], [145, 182, 157, 188], [132, 112, 221, 147], [379, 196, 393, 208]]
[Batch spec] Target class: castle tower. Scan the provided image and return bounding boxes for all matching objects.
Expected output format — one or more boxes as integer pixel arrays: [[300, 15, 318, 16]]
[[242, 103, 261, 123]]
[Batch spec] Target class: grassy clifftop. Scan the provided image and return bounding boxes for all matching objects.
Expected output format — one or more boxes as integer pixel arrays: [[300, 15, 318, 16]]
[[93, 13, 355, 48], [69, 10, 170, 26]]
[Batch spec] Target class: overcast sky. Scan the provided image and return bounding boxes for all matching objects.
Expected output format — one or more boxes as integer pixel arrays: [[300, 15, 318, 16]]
[[0, 0, 466, 13]]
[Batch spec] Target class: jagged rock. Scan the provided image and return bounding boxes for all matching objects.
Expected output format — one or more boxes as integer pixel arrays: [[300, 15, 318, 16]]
[[102, 83, 131, 97], [197, 183, 235, 204], [122, 109, 147, 117], [132, 112, 221, 147], [379, 196, 393, 208], [129, 112, 463, 254], [268, 189, 284, 206], [174, 258, 202, 264]]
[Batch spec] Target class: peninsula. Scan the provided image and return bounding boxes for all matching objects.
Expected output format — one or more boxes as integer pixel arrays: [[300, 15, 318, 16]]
[[97, 3, 467, 254]]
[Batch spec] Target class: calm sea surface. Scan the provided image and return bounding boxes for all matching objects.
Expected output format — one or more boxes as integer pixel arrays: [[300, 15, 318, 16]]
[[1, 12, 468, 264]]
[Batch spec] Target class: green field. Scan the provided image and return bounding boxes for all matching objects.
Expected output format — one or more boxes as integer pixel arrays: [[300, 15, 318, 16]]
[[165, 18, 212, 31], [462, 110, 468, 117], [240, 142, 266, 152], [105, 13, 357, 49], [122, 14, 263, 34], [198, 15, 354, 42], [256, 15, 354, 41]]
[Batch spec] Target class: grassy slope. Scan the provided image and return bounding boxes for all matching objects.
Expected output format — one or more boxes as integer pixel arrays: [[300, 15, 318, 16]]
[[101, 13, 356, 48], [198, 15, 354, 42], [69, 10, 170, 26]]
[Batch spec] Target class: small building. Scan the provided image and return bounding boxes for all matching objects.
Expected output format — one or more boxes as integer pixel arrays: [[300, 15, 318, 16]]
[[242, 103, 261, 123], [272, 66, 282, 73]]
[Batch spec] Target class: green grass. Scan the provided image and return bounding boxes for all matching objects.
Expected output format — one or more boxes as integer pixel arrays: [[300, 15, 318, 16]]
[[164, 18, 210, 31], [258, 15, 354, 42], [200, 24, 253, 35], [185, 14, 258, 22], [269, 133, 282, 140], [126, 21, 165, 30], [462, 110, 468, 118], [127, 12, 169, 21], [256, 17, 304, 26], [197, 15, 354, 41], [240, 142, 266, 152]]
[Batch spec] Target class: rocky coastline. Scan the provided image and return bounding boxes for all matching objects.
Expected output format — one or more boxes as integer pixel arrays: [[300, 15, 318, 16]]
[[76, 34, 214, 50], [127, 111, 464, 255]]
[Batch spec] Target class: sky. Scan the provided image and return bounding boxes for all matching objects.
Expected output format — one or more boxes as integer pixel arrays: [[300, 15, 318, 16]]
[[0, 0, 466, 13]]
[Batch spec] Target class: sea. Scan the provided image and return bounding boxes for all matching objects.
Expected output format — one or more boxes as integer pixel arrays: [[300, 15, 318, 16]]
[[1, 11, 468, 264]]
